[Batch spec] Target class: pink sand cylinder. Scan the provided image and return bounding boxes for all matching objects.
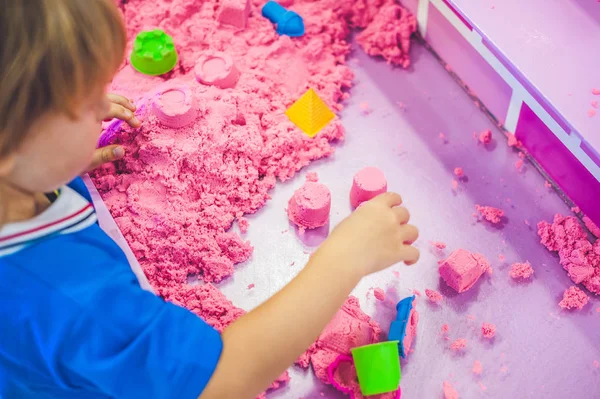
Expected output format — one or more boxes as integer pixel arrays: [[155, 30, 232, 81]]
[[152, 86, 197, 129], [195, 51, 240, 89], [350, 167, 387, 208], [288, 182, 331, 230]]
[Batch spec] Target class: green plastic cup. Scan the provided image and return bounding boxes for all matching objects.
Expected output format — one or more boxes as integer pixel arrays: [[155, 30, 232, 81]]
[[130, 29, 178, 76], [351, 341, 401, 396]]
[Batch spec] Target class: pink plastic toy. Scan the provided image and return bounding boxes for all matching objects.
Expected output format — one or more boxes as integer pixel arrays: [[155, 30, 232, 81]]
[[350, 166, 387, 208], [151, 85, 197, 129], [217, 0, 250, 30], [195, 51, 240, 89]]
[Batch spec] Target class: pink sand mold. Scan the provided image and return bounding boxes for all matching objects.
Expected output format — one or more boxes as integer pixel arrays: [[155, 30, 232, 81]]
[[195, 51, 240, 89], [559, 286, 589, 310], [439, 249, 490, 293], [538, 214, 600, 294], [217, 0, 250, 30], [288, 182, 331, 232], [151, 85, 197, 129], [350, 166, 387, 208]]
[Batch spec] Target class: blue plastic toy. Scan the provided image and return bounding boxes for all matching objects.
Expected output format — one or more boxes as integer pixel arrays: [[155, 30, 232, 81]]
[[387, 295, 415, 358], [261, 1, 305, 37]]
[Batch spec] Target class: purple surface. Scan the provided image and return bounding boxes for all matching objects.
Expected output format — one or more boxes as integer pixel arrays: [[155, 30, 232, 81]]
[[212, 41, 600, 398], [425, 3, 513, 126], [446, 0, 600, 152], [515, 102, 600, 230]]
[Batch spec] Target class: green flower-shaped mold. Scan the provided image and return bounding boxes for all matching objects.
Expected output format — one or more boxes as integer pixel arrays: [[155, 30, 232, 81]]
[[130, 29, 178, 76]]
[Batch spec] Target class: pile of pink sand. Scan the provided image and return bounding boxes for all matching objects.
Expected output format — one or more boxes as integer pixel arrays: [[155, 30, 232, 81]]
[[538, 214, 600, 295], [94, 0, 417, 395]]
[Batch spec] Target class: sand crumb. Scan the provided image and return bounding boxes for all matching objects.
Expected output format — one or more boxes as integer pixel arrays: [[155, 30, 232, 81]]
[[559, 286, 589, 310], [425, 289, 444, 304], [510, 262, 534, 280], [450, 338, 467, 351], [481, 323, 496, 339], [473, 360, 483, 375]]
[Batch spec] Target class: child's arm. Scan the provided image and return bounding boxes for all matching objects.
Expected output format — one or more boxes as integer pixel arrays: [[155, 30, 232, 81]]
[[200, 192, 419, 399]]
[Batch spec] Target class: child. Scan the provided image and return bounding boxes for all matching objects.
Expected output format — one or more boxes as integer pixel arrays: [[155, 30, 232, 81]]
[[0, 1, 419, 398]]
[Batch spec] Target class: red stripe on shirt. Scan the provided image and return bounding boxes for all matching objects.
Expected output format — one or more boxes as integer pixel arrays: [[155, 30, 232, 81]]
[[0, 204, 93, 243]]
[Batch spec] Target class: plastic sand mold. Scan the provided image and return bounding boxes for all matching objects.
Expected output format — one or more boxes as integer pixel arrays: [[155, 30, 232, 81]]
[[285, 88, 335, 137], [327, 342, 402, 397], [388, 295, 415, 358]]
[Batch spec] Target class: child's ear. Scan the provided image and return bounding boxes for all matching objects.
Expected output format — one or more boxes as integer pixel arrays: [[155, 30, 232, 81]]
[[0, 154, 16, 177]]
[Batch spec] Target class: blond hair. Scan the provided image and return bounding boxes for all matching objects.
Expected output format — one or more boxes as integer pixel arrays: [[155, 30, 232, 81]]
[[0, 0, 127, 158]]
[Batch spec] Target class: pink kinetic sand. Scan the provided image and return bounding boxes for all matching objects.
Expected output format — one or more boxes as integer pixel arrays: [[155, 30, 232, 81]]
[[349, 166, 387, 208], [583, 216, 600, 238], [443, 381, 459, 399], [217, 0, 250, 30], [305, 171, 319, 182], [441, 324, 450, 334], [402, 299, 419, 357], [297, 297, 397, 399], [593, 88, 600, 95], [453, 167, 464, 177], [425, 288, 443, 304], [475, 205, 504, 224], [538, 214, 600, 294], [481, 323, 496, 339], [194, 51, 240, 89], [152, 85, 197, 128], [439, 249, 490, 293], [473, 360, 483, 375], [559, 286, 589, 310], [479, 129, 492, 145], [373, 287, 385, 301], [356, 2, 417, 68], [509, 262, 534, 280], [288, 182, 332, 232], [95, 0, 417, 394], [238, 217, 249, 233]]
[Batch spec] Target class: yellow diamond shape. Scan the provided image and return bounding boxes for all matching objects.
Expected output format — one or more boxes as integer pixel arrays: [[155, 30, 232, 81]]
[[285, 88, 335, 138]]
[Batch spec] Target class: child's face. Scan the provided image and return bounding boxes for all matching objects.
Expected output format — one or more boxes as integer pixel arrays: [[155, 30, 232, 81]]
[[7, 88, 110, 193]]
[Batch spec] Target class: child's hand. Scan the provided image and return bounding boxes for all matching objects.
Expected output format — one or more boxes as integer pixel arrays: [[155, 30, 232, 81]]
[[86, 94, 141, 171], [103, 93, 141, 128], [325, 192, 419, 276]]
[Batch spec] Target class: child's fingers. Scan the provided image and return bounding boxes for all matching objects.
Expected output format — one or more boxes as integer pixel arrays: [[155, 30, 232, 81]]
[[393, 206, 410, 224], [400, 224, 419, 244], [374, 192, 403, 207], [107, 93, 136, 111], [86, 145, 125, 171], [104, 103, 141, 128], [399, 245, 420, 265]]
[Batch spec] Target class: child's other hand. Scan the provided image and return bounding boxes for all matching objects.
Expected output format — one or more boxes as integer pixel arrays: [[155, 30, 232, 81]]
[[326, 192, 419, 276]]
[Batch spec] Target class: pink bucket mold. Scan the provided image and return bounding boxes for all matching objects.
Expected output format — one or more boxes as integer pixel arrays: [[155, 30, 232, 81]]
[[151, 85, 197, 129], [195, 51, 240, 89]]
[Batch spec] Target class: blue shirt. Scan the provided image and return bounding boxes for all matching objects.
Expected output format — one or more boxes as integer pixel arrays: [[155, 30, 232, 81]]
[[0, 178, 222, 398]]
